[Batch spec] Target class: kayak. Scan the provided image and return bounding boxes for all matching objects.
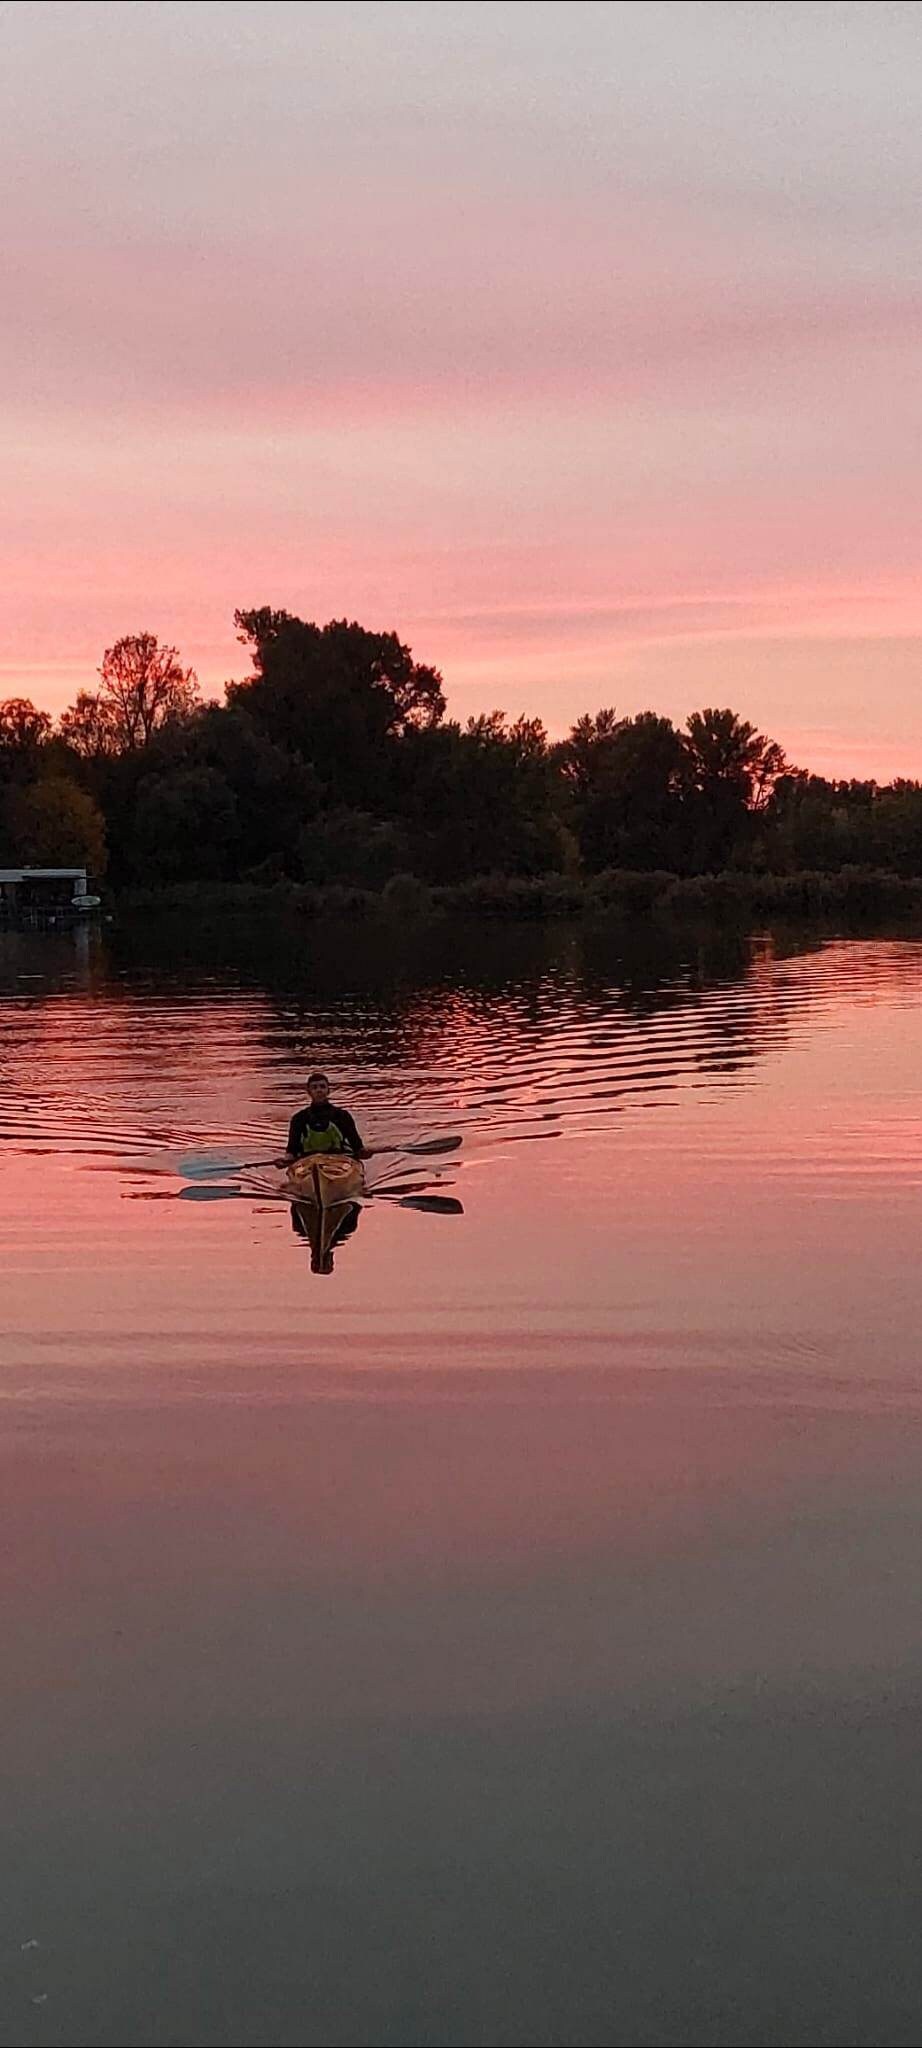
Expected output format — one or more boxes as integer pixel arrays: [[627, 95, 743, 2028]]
[[285, 1154, 365, 1209]]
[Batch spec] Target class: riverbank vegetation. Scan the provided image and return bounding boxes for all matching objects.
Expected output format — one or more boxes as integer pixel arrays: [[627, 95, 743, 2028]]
[[5, 612, 922, 915]]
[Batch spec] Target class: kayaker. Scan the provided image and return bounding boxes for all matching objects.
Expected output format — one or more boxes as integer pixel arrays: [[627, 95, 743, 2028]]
[[278, 1072, 368, 1163]]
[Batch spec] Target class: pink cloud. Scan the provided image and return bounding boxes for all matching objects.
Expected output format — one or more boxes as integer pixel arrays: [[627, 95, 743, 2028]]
[[3, 2, 922, 779]]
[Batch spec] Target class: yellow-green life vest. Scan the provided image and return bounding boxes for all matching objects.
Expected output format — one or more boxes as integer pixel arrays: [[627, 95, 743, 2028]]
[[299, 1119, 345, 1155]]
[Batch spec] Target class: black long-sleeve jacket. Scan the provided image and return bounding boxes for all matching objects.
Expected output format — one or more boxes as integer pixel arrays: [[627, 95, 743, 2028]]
[[286, 1103, 365, 1157]]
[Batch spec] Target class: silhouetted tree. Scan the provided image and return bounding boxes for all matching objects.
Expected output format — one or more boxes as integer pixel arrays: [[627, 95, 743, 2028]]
[[0, 698, 53, 783], [130, 766, 238, 884], [765, 770, 922, 876], [58, 689, 122, 762], [558, 710, 691, 871], [876, 781, 922, 874], [4, 777, 106, 872], [189, 704, 320, 880], [65, 633, 200, 756], [685, 708, 787, 868], [20, 607, 922, 900], [296, 809, 412, 889], [555, 708, 625, 801], [393, 711, 563, 881], [234, 611, 445, 736], [229, 612, 445, 808]]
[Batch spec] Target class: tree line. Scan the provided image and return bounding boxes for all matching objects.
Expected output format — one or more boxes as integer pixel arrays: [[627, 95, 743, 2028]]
[[3, 611, 922, 893]]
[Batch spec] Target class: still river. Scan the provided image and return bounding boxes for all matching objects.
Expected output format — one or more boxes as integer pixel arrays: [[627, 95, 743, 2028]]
[[2, 915, 921, 2047]]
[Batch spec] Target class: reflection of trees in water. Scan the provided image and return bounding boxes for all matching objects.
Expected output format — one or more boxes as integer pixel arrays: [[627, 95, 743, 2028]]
[[104, 914, 835, 1104], [17, 916, 922, 1153], [0, 925, 102, 998], [222, 916, 830, 1120]]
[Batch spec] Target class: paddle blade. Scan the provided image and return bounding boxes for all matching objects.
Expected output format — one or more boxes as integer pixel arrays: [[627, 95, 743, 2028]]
[[179, 1152, 242, 1180], [368, 1178, 438, 1196], [179, 1183, 243, 1202], [396, 1195, 464, 1215], [179, 1153, 277, 1181], [403, 1135, 463, 1156], [372, 1135, 462, 1158]]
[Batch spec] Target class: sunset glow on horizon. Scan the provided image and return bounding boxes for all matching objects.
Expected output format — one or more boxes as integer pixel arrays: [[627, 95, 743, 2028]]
[[3, 0, 922, 777]]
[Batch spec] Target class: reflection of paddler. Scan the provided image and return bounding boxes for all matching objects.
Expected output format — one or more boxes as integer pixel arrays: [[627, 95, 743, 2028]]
[[276, 1071, 369, 1208], [290, 1198, 360, 1275]]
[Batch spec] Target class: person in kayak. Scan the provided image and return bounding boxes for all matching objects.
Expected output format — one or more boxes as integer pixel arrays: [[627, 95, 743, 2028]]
[[278, 1072, 368, 1163]]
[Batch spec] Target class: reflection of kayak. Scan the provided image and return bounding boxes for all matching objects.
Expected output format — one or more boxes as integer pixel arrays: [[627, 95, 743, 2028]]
[[285, 1155, 365, 1209], [290, 1194, 361, 1275]]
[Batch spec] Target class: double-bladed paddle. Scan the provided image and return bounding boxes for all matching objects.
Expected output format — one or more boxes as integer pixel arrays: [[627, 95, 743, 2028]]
[[180, 1134, 462, 1181]]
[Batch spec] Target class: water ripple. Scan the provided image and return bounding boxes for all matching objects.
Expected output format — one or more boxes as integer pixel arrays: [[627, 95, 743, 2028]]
[[2, 931, 922, 1193]]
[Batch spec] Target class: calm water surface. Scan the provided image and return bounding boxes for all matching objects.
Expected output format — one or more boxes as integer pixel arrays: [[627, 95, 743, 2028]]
[[2, 918, 921, 2047]]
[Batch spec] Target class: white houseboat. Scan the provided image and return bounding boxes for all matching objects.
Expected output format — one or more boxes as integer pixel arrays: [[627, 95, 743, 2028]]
[[0, 868, 101, 927]]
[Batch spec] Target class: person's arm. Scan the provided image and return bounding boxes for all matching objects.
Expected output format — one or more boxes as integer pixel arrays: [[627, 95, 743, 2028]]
[[277, 1110, 304, 1166], [332, 1107, 367, 1157]]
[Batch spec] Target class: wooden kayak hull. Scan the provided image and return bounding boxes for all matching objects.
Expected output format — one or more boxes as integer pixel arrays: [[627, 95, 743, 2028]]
[[285, 1155, 365, 1209]]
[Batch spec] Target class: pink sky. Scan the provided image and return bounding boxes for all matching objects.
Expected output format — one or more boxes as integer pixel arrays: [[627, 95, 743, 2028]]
[[2, 1, 922, 776]]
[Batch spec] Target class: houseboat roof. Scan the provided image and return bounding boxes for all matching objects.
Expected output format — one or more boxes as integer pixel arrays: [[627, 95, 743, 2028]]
[[0, 867, 88, 882]]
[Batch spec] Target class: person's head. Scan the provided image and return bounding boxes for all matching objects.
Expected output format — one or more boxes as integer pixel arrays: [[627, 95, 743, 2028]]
[[307, 1072, 330, 1104]]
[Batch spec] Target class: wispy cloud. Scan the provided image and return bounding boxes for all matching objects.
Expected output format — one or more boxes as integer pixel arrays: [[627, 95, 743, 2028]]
[[1, 1, 922, 772]]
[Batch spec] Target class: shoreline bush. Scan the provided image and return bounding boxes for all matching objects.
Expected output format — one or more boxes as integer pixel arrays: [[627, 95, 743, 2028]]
[[113, 864, 922, 926]]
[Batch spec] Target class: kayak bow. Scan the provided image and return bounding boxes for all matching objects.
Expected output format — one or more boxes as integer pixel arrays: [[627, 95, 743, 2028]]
[[285, 1154, 366, 1209]]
